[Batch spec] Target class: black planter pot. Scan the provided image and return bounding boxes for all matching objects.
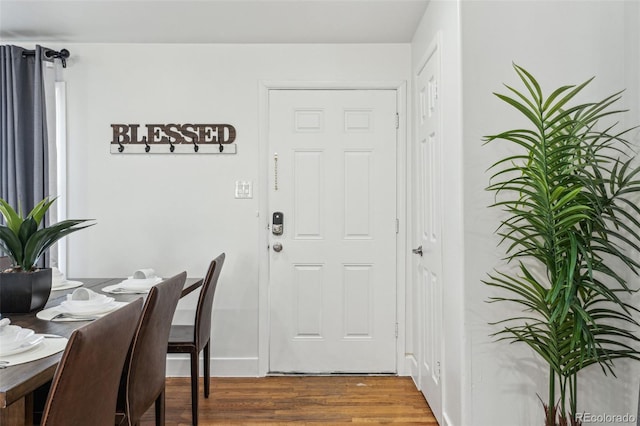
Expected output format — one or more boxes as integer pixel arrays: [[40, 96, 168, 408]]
[[0, 268, 52, 313]]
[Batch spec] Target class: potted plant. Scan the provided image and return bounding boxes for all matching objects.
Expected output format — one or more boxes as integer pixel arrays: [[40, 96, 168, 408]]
[[484, 64, 640, 425], [0, 197, 94, 312]]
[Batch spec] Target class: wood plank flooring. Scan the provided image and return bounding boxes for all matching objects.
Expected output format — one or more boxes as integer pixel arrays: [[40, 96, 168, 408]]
[[140, 376, 438, 425]]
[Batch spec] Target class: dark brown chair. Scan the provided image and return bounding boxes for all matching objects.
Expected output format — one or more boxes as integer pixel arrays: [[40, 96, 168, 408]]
[[167, 253, 225, 425], [40, 298, 143, 426], [116, 271, 187, 426]]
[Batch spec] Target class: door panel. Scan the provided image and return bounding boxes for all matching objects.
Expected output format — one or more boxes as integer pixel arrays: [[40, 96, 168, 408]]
[[268, 89, 397, 373], [293, 151, 323, 238]]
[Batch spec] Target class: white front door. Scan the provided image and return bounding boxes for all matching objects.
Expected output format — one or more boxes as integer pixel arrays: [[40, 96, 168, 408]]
[[415, 49, 443, 422], [268, 89, 398, 373]]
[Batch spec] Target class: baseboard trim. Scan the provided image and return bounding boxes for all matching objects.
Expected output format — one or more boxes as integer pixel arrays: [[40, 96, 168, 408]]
[[166, 355, 259, 377]]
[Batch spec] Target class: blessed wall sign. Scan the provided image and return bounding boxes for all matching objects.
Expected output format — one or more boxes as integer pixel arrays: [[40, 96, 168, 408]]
[[110, 123, 237, 154]]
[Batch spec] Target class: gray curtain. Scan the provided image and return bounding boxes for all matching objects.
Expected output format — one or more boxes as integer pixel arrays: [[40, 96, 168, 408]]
[[0, 45, 49, 219], [0, 45, 49, 267]]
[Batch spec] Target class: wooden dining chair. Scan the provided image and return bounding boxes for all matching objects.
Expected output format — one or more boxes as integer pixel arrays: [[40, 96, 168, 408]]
[[116, 271, 187, 426], [40, 298, 143, 426], [167, 253, 225, 425]]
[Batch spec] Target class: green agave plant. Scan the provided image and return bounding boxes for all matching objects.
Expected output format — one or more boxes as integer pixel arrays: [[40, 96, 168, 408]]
[[0, 197, 94, 272], [484, 64, 640, 425]]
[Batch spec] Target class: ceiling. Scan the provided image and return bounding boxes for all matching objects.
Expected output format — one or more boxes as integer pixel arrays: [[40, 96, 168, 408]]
[[0, 0, 429, 44]]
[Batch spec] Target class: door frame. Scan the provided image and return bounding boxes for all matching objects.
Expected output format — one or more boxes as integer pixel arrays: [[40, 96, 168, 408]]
[[257, 81, 408, 376]]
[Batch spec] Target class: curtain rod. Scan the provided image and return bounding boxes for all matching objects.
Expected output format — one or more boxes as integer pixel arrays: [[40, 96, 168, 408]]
[[22, 48, 70, 68]]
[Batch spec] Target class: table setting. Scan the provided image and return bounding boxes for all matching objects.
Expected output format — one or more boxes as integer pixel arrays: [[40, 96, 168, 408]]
[[0, 275, 202, 420], [101, 268, 162, 294], [36, 288, 128, 322], [0, 318, 68, 367], [50, 267, 84, 291]]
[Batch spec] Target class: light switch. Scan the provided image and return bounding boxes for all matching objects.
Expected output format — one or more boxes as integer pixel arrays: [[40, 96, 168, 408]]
[[235, 180, 253, 199]]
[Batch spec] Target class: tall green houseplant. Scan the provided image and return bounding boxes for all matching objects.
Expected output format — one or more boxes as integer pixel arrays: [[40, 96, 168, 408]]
[[484, 64, 640, 425]]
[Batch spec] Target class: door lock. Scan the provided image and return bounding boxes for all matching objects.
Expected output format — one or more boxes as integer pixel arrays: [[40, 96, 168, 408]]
[[272, 212, 284, 235]]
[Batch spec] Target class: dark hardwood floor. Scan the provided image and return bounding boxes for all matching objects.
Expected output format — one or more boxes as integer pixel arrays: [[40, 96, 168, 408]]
[[140, 376, 438, 425]]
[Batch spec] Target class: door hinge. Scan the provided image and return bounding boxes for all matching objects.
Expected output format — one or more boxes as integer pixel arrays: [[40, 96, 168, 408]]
[[395, 112, 399, 129], [395, 218, 399, 234], [395, 323, 399, 338]]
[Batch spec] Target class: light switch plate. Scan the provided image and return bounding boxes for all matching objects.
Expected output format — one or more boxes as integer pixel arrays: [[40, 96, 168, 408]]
[[235, 180, 253, 199]]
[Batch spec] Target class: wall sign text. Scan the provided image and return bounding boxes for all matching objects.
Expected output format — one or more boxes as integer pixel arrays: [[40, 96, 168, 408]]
[[110, 123, 237, 154]]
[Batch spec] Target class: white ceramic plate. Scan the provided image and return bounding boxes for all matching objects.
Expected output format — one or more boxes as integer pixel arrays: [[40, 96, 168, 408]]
[[56, 301, 120, 316], [62, 295, 114, 308], [0, 335, 44, 356], [118, 277, 162, 290]]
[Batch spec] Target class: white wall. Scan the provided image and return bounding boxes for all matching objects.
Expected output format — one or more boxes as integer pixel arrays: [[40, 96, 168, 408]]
[[461, 1, 640, 425], [411, 1, 465, 426], [50, 43, 410, 375]]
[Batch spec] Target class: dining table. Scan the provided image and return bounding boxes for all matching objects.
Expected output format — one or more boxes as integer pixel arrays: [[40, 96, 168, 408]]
[[0, 276, 203, 426]]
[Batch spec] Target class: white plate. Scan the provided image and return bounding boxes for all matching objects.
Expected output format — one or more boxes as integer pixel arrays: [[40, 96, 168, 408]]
[[36, 302, 128, 322], [0, 335, 44, 356], [119, 277, 162, 289], [63, 295, 113, 308], [56, 301, 120, 316], [51, 280, 84, 291]]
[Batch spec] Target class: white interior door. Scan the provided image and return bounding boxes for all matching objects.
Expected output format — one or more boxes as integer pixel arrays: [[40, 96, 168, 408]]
[[415, 50, 443, 422], [268, 89, 398, 373]]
